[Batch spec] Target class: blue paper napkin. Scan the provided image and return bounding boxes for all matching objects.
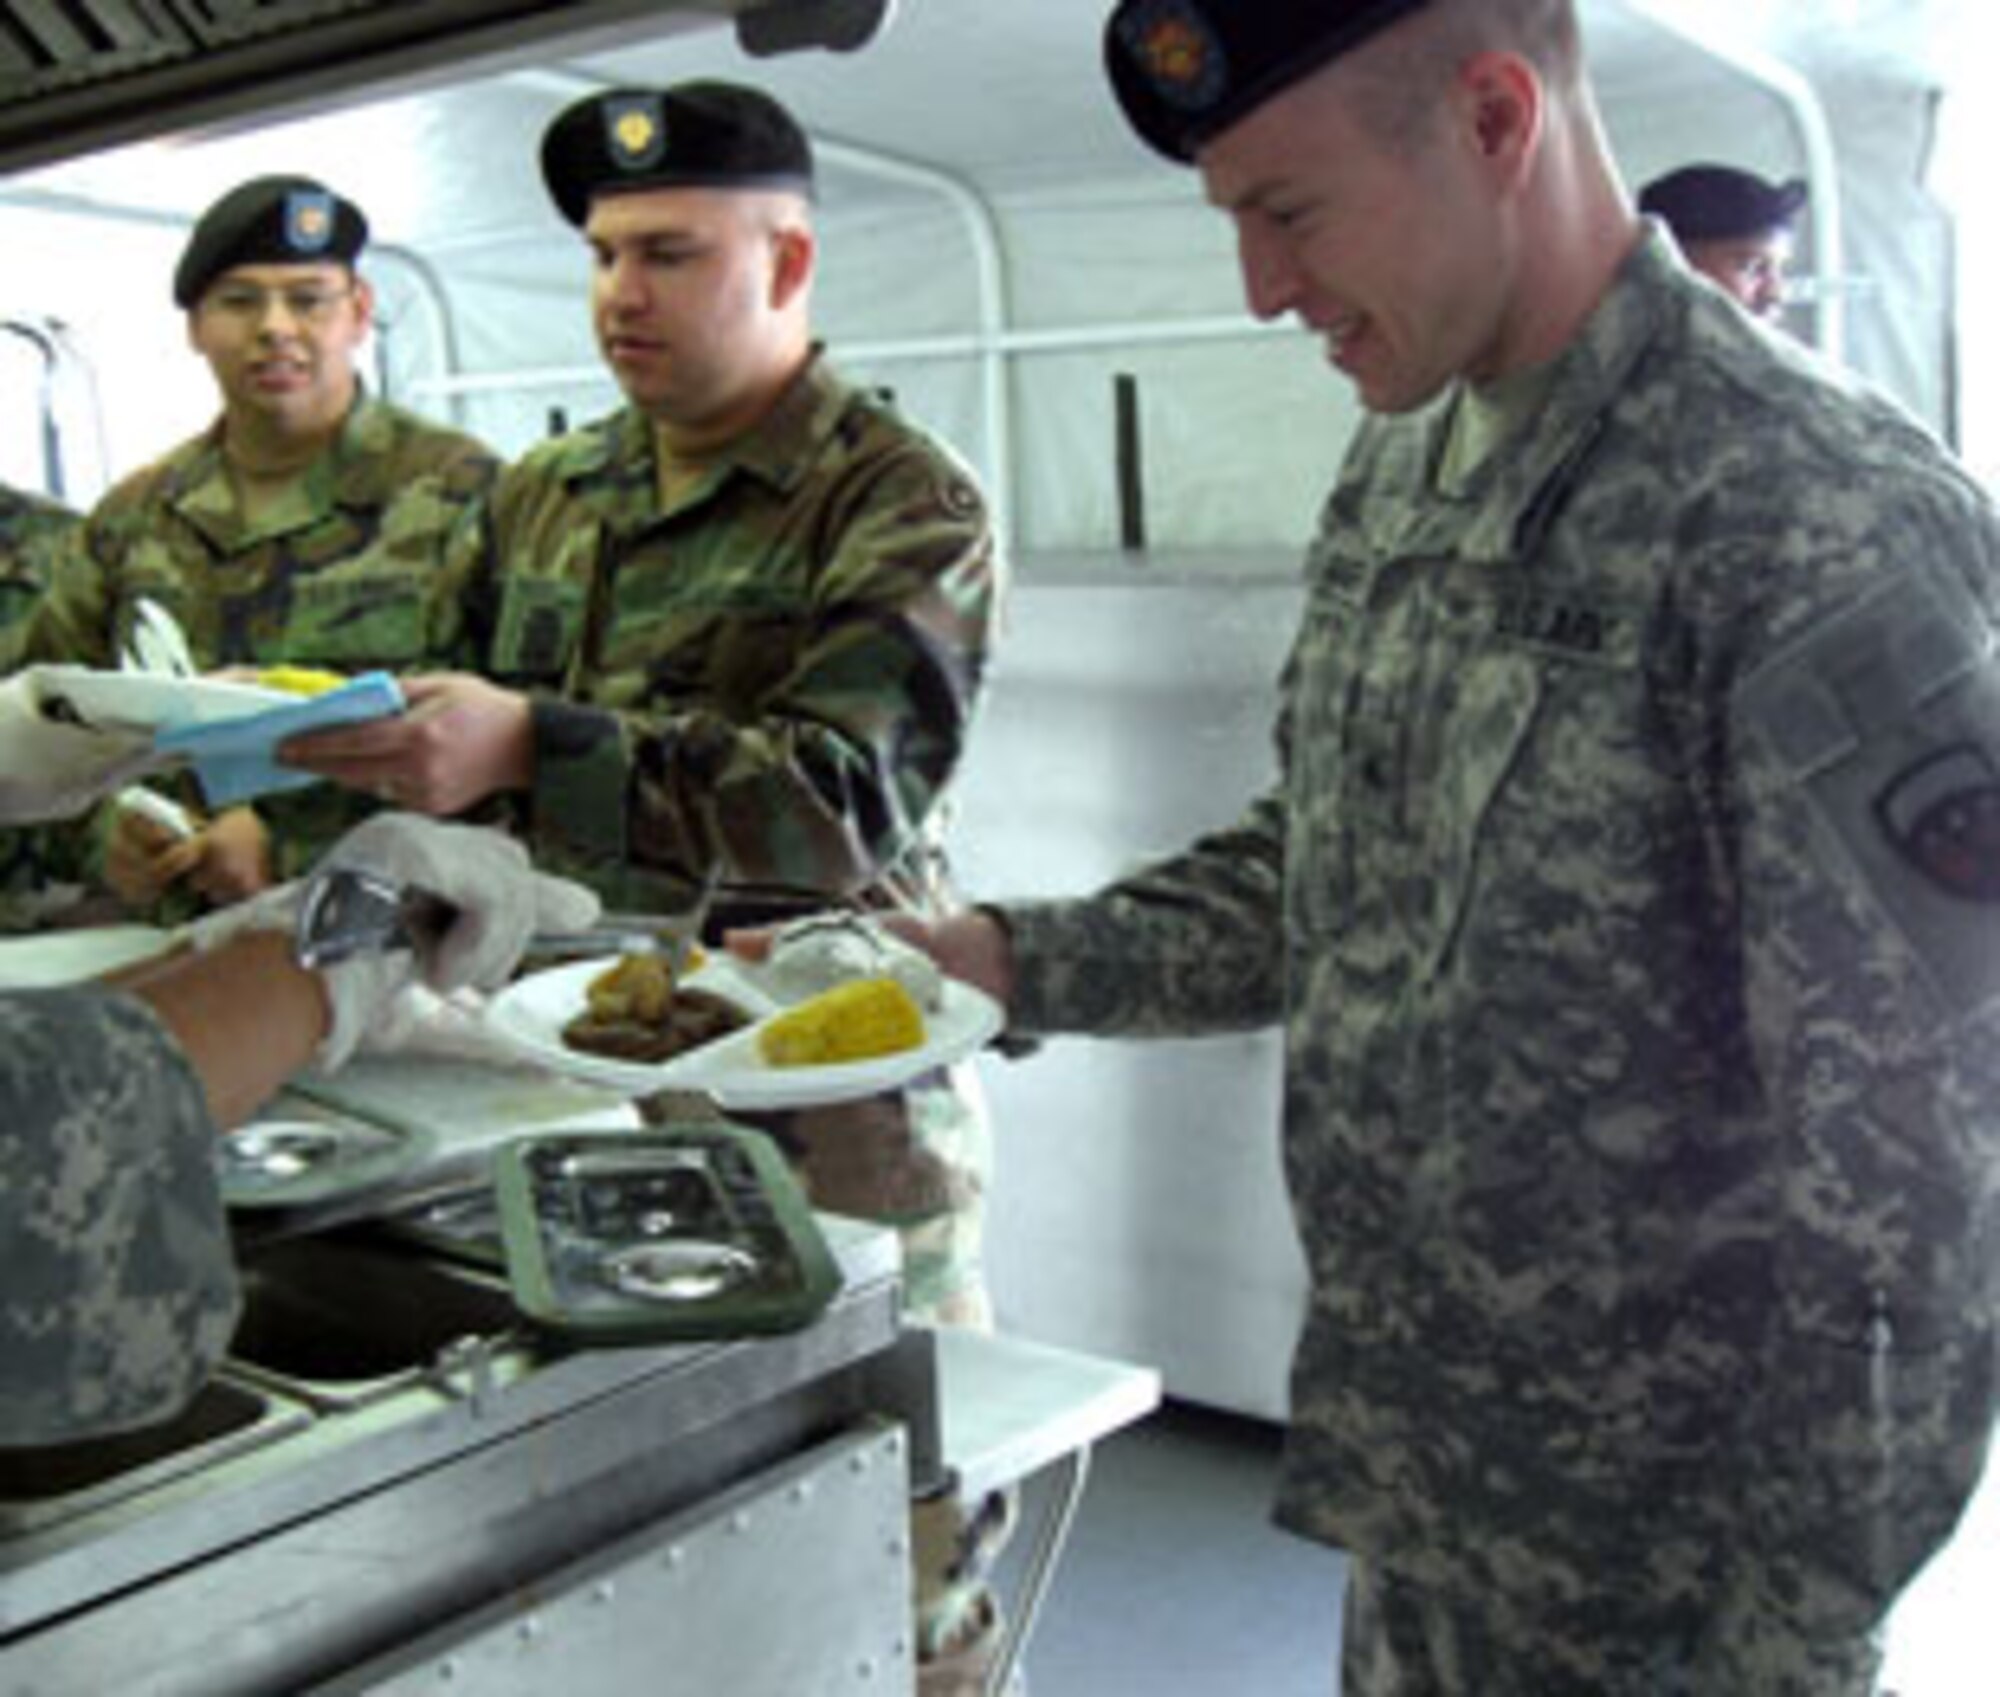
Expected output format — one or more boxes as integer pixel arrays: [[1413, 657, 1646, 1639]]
[[154, 672, 406, 807]]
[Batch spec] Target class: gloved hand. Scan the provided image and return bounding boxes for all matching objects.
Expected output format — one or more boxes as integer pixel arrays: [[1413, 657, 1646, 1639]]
[[188, 814, 601, 1069], [0, 669, 172, 824]]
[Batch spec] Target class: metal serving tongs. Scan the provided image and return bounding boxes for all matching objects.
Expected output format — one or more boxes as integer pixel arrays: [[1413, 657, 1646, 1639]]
[[294, 865, 721, 975], [525, 865, 722, 974], [294, 867, 454, 971]]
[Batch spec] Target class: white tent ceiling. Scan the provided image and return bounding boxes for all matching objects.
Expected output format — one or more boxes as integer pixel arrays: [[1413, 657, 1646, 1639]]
[[0, 0, 1974, 538], [0, 0, 1970, 246]]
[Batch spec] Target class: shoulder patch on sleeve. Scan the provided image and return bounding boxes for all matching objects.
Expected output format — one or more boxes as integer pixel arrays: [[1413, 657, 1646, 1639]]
[[1738, 566, 2000, 1010]]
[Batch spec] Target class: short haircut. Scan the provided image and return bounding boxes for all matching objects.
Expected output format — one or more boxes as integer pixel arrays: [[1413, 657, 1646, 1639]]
[[1343, 0, 1584, 152]]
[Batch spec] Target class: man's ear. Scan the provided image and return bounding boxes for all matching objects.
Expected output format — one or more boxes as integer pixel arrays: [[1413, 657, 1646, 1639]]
[[348, 273, 378, 338], [770, 222, 815, 311], [1454, 50, 1543, 192]]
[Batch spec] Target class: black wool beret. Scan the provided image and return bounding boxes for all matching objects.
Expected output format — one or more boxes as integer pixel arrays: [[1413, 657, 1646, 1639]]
[[1638, 165, 1807, 243], [1105, 0, 1433, 163], [173, 175, 368, 308], [539, 81, 815, 227]]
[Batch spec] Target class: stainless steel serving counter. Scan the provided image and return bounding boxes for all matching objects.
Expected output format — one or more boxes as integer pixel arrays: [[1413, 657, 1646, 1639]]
[[0, 1057, 919, 1697]]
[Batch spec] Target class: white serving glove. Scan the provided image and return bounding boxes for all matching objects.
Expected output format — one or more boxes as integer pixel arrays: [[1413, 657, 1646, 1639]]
[[0, 669, 172, 824], [187, 814, 601, 1069]]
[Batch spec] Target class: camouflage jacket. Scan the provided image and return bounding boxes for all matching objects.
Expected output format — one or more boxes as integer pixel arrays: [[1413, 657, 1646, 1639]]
[[0, 486, 87, 925], [0, 482, 74, 663], [447, 351, 1000, 922], [20, 395, 498, 889], [0, 988, 237, 1445], [1003, 230, 2000, 1610]]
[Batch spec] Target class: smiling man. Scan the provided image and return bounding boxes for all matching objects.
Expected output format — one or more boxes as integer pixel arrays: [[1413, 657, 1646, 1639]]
[[18, 174, 497, 916], [881, 1, 2000, 1691]]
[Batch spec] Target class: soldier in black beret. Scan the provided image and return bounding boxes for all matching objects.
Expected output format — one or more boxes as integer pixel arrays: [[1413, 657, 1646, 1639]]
[[884, 4, 2000, 1694], [1639, 163, 1806, 320], [164, 173, 380, 452], [16, 170, 496, 925], [526, 81, 822, 431], [284, 82, 1012, 1695]]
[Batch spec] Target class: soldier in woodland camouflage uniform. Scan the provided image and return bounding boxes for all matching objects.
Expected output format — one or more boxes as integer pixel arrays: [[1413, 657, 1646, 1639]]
[[282, 84, 1007, 1690], [0, 483, 93, 927], [16, 175, 497, 912], [892, 3, 2000, 1693]]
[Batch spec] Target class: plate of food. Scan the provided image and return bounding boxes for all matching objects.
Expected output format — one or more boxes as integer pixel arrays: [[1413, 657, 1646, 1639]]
[[482, 917, 1004, 1109]]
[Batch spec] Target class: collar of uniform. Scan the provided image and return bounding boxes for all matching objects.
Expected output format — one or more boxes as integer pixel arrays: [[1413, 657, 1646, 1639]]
[[590, 342, 846, 505], [1368, 225, 1681, 566], [325, 390, 403, 507], [717, 343, 845, 496], [170, 388, 382, 531]]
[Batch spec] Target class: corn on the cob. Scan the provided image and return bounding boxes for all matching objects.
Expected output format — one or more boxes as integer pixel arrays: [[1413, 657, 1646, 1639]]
[[257, 665, 348, 696], [756, 976, 927, 1068]]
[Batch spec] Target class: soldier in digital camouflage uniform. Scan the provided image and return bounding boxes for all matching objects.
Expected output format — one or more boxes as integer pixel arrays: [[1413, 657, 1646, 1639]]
[[281, 83, 1008, 1692], [16, 174, 498, 914], [0, 482, 94, 929], [0, 985, 241, 1445], [891, 3, 2000, 1693], [0, 682, 595, 1447]]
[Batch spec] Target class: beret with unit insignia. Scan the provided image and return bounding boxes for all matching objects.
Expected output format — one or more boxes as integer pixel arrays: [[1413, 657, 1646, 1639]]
[[539, 80, 815, 228], [173, 175, 368, 308], [1638, 164, 1808, 244], [1104, 0, 1434, 163]]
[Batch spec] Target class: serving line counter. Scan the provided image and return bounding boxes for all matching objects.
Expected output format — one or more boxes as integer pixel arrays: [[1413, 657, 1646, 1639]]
[[0, 1050, 1160, 1696]]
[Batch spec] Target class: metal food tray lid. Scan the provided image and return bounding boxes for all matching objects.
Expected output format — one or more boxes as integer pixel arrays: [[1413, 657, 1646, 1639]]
[[220, 1100, 437, 1222], [491, 1123, 842, 1342]]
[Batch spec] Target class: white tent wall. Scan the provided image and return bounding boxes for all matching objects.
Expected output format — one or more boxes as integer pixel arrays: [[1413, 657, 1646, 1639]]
[[0, 207, 209, 498], [1808, 66, 1953, 438]]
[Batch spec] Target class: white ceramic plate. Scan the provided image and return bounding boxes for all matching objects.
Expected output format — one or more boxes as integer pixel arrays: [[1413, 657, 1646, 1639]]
[[483, 954, 1003, 1109], [35, 665, 294, 731]]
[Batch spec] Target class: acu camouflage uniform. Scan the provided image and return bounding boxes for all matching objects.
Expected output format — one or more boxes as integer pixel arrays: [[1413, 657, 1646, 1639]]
[[18, 395, 497, 901], [0, 485, 91, 929], [0, 987, 238, 1446], [1001, 229, 2000, 1696], [444, 350, 1002, 1324]]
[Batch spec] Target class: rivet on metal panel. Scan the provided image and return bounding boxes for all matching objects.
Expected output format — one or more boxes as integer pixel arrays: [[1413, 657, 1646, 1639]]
[[856, 1658, 879, 1681], [887, 1537, 908, 1558], [665, 1543, 686, 1568], [436, 1659, 460, 1683], [591, 1581, 616, 1605], [729, 1510, 752, 1534], [518, 1616, 543, 1642], [789, 1481, 813, 1504]]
